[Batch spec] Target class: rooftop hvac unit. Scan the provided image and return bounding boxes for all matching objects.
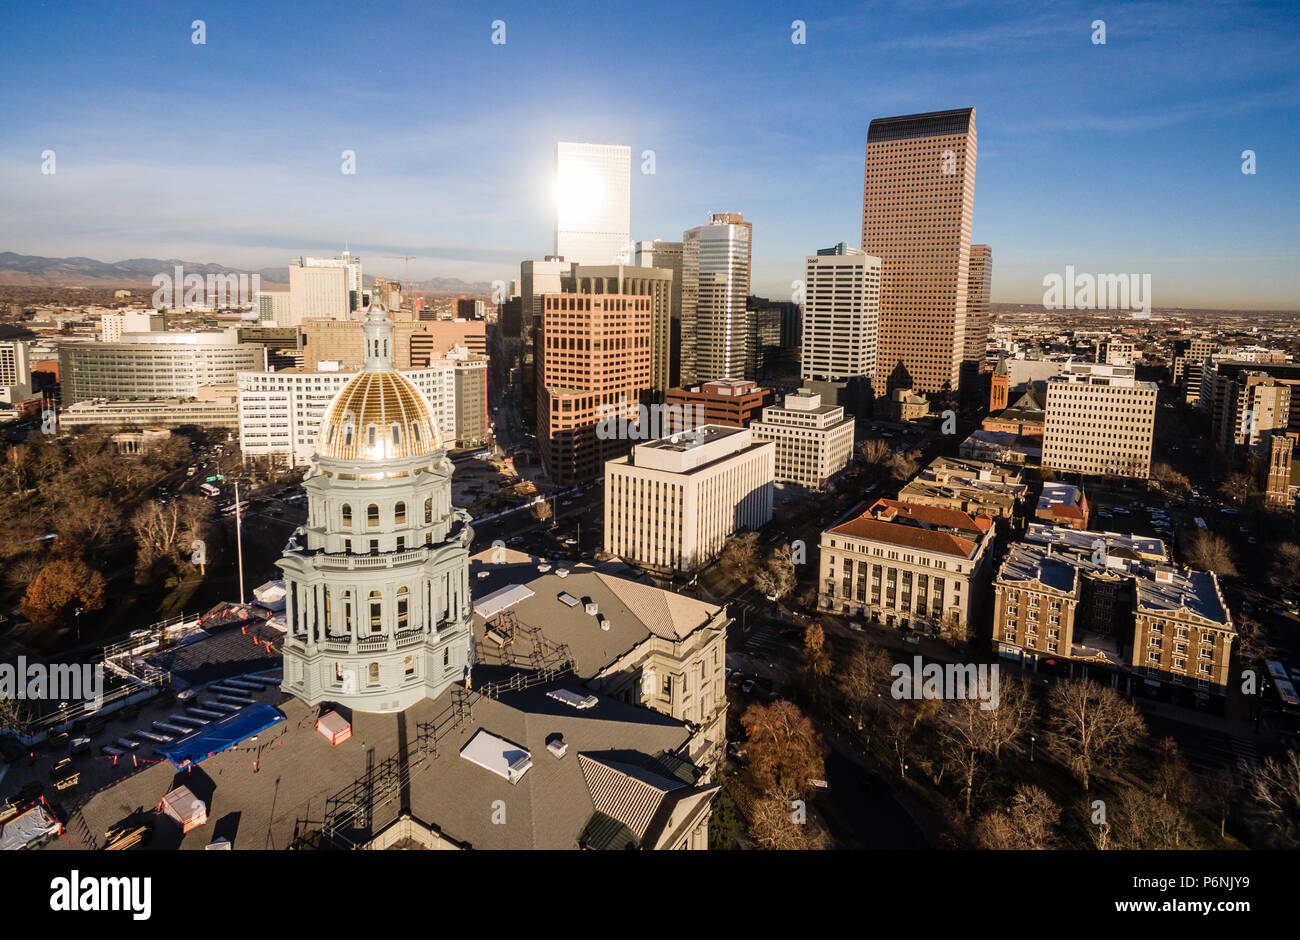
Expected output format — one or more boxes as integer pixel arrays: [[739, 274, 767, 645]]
[[597, 614, 609, 631], [547, 737, 568, 759], [538, 563, 552, 573], [584, 601, 598, 616], [556, 568, 569, 578]]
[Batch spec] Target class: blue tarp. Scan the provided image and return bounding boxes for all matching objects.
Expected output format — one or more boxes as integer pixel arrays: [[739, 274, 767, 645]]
[[156, 703, 285, 770]]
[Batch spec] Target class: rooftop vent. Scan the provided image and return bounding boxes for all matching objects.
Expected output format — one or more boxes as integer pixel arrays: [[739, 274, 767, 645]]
[[556, 567, 569, 578], [547, 737, 568, 759], [597, 613, 609, 631], [547, 688, 598, 710], [584, 601, 598, 616], [460, 730, 533, 784], [537, 563, 552, 573]]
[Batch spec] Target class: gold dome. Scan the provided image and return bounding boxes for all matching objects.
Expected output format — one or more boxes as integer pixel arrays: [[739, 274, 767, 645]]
[[317, 370, 441, 461]]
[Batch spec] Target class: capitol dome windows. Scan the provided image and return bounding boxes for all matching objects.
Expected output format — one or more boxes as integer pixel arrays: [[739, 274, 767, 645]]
[[412, 422, 422, 443], [397, 587, 409, 630], [369, 591, 382, 632], [367, 504, 380, 527], [341, 504, 352, 527], [395, 501, 407, 525], [424, 498, 433, 524]]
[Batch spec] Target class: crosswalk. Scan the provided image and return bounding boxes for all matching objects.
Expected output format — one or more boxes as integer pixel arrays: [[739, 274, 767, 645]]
[[742, 624, 784, 658]]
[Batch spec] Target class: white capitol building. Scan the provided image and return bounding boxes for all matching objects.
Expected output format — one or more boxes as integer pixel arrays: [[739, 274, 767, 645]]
[[278, 303, 475, 712]]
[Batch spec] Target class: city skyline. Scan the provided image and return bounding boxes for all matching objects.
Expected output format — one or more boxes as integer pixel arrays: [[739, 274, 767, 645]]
[[0, 0, 1296, 309]]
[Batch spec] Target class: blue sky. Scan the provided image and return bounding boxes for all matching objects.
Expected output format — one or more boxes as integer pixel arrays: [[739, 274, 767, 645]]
[[1, 0, 1297, 307]]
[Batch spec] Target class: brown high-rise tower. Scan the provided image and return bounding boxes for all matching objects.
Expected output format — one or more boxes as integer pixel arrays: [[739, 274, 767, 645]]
[[862, 108, 977, 397]]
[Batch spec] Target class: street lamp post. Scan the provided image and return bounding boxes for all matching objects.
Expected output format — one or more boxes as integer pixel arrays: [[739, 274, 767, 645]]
[[1030, 734, 1036, 761], [74, 606, 84, 644]]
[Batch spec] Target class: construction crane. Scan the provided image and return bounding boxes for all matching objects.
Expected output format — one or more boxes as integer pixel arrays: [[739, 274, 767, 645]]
[[384, 255, 416, 299]]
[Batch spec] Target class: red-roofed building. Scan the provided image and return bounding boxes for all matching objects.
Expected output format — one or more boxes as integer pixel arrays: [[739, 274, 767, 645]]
[[817, 497, 995, 637]]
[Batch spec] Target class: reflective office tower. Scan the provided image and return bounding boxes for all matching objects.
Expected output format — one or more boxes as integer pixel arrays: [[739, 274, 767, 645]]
[[862, 108, 977, 397], [554, 142, 631, 265], [962, 245, 992, 394], [682, 214, 752, 384], [801, 244, 881, 393], [278, 303, 475, 713], [633, 240, 684, 387]]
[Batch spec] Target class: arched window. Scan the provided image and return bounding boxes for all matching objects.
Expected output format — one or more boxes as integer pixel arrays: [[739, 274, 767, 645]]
[[341, 504, 352, 526], [424, 497, 433, 524], [404, 655, 415, 677], [411, 422, 422, 443], [367, 425, 378, 448], [395, 501, 406, 525], [397, 587, 409, 630], [391, 424, 401, 447], [367, 504, 379, 527], [369, 590, 382, 633], [343, 422, 355, 447]]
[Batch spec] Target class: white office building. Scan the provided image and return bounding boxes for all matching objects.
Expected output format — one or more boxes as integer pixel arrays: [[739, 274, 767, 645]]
[[238, 362, 457, 468], [554, 142, 631, 266], [289, 251, 361, 324], [801, 245, 881, 383], [749, 390, 854, 489], [604, 425, 774, 573], [1042, 362, 1158, 478]]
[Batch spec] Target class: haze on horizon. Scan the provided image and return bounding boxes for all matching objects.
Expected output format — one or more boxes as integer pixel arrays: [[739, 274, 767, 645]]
[[0, 0, 1296, 310]]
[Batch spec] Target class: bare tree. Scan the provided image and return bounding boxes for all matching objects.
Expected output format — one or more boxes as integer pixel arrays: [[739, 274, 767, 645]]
[[747, 796, 830, 850], [1219, 471, 1254, 507], [1185, 530, 1237, 577], [975, 785, 1061, 849], [1242, 750, 1300, 847], [1149, 737, 1195, 807], [719, 531, 760, 580], [939, 699, 984, 817], [0, 697, 34, 740], [131, 495, 212, 576], [1152, 462, 1191, 496], [1273, 542, 1300, 593], [839, 642, 894, 722], [983, 673, 1036, 760], [1046, 678, 1146, 790], [1202, 767, 1234, 840], [1111, 786, 1198, 849]]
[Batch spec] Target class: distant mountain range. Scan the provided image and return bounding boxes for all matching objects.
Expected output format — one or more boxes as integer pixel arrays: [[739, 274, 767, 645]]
[[0, 252, 495, 293]]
